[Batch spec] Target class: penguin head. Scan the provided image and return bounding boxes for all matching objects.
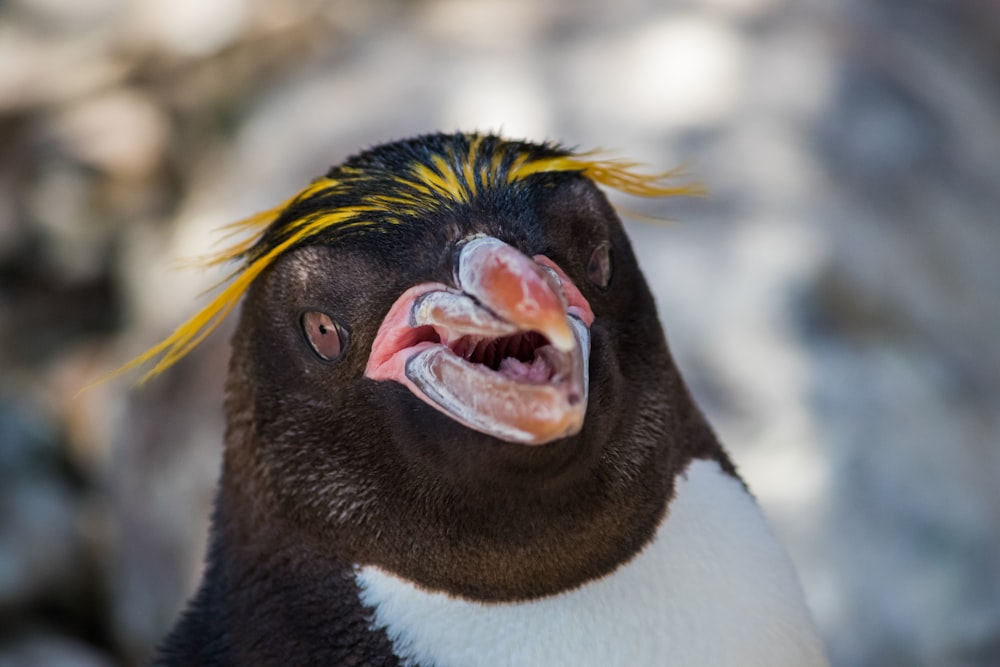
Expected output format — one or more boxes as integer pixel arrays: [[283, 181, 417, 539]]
[[131, 133, 709, 600]]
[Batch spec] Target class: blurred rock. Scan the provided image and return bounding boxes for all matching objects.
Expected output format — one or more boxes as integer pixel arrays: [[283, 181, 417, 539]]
[[0, 393, 110, 660], [50, 89, 169, 180], [9, 0, 124, 34], [0, 31, 128, 113], [106, 341, 226, 663], [122, 0, 247, 58], [0, 635, 115, 667], [0, 477, 79, 609], [0, 393, 61, 474]]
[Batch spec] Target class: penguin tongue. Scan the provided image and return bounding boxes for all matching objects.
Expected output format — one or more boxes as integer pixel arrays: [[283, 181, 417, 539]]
[[499, 355, 555, 384]]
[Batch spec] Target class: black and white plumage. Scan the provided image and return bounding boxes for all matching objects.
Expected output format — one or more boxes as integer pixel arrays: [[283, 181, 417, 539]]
[[132, 133, 828, 666]]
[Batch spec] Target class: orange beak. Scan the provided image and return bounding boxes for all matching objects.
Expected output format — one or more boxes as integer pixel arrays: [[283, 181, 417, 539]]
[[456, 236, 577, 353]]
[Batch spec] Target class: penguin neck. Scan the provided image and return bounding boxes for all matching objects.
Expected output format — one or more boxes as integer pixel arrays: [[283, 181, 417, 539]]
[[356, 456, 829, 667], [205, 364, 729, 604]]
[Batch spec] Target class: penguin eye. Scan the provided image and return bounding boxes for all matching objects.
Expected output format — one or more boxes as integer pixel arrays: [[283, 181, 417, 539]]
[[301, 311, 349, 362], [586, 241, 613, 289]]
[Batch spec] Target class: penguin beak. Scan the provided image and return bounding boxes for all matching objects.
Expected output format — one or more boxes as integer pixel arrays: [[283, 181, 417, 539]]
[[365, 236, 594, 445], [455, 236, 577, 353]]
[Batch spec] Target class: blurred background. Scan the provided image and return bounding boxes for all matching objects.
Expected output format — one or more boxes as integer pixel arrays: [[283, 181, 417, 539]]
[[1, 0, 998, 665]]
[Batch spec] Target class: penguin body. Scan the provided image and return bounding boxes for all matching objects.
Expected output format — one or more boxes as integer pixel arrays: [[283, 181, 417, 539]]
[[139, 133, 828, 666]]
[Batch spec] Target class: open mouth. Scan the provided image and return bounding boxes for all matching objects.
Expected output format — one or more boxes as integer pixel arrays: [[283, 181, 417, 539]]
[[449, 330, 568, 384], [365, 237, 592, 445]]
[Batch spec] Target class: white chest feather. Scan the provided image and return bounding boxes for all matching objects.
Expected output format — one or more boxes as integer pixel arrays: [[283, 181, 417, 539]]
[[355, 458, 828, 667]]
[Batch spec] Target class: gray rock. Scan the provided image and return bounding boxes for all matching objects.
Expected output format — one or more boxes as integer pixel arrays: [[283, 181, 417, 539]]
[[0, 635, 115, 667]]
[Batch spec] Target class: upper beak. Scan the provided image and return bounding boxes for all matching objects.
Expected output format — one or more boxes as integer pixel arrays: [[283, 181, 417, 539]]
[[365, 235, 593, 445], [455, 236, 576, 353]]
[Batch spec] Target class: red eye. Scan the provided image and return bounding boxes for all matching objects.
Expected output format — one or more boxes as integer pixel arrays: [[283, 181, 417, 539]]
[[301, 311, 348, 361], [587, 242, 612, 288]]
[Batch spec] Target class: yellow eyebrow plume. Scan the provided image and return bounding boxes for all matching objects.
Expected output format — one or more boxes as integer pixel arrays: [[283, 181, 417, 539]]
[[108, 135, 701, 384], [510, 153, 705, 198]]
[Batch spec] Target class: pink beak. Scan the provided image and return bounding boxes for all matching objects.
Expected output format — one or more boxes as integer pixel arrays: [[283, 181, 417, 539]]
[[365, 236, 593, 445]]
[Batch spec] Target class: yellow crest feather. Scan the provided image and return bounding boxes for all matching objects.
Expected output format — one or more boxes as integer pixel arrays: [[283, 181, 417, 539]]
[[108, 135, 702, 384]]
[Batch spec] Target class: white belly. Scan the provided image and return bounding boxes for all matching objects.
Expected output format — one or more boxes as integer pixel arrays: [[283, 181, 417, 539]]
[[355, 458, 829, 667]]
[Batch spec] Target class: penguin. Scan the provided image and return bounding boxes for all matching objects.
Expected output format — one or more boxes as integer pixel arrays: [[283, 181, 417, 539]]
[[129, 132, 829, 666]]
